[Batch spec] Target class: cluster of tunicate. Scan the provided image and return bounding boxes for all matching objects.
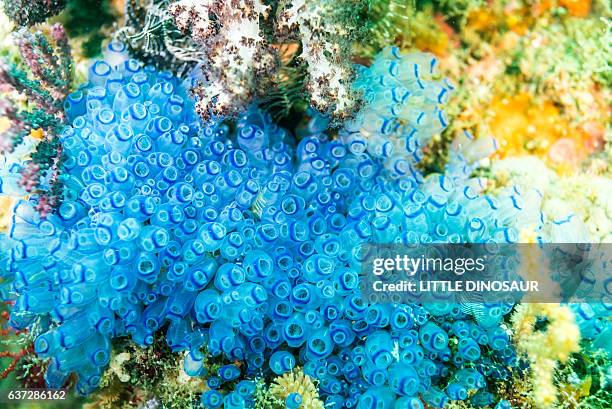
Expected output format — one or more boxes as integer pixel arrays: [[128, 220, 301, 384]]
[[1, 45, 567, 407], [342, 47, 453, 180], [2, 41, 208, 393], [571, 303, 612, 354]]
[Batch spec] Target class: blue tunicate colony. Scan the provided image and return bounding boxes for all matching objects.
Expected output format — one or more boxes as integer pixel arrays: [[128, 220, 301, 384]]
[[0, 43, 587, 407], [343, 47, 453, 181], [571, 303, 612, 352]]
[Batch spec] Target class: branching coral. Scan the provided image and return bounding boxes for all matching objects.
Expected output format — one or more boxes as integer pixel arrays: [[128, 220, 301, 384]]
[[169, 0, 278, 119], [0, 23, 73, 215], [0, 25, 71, 145], [2, 0, 118, 57], [168, 0, 366, 120], [1, 0, 66, 27], [275, 0, 364, 118]]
